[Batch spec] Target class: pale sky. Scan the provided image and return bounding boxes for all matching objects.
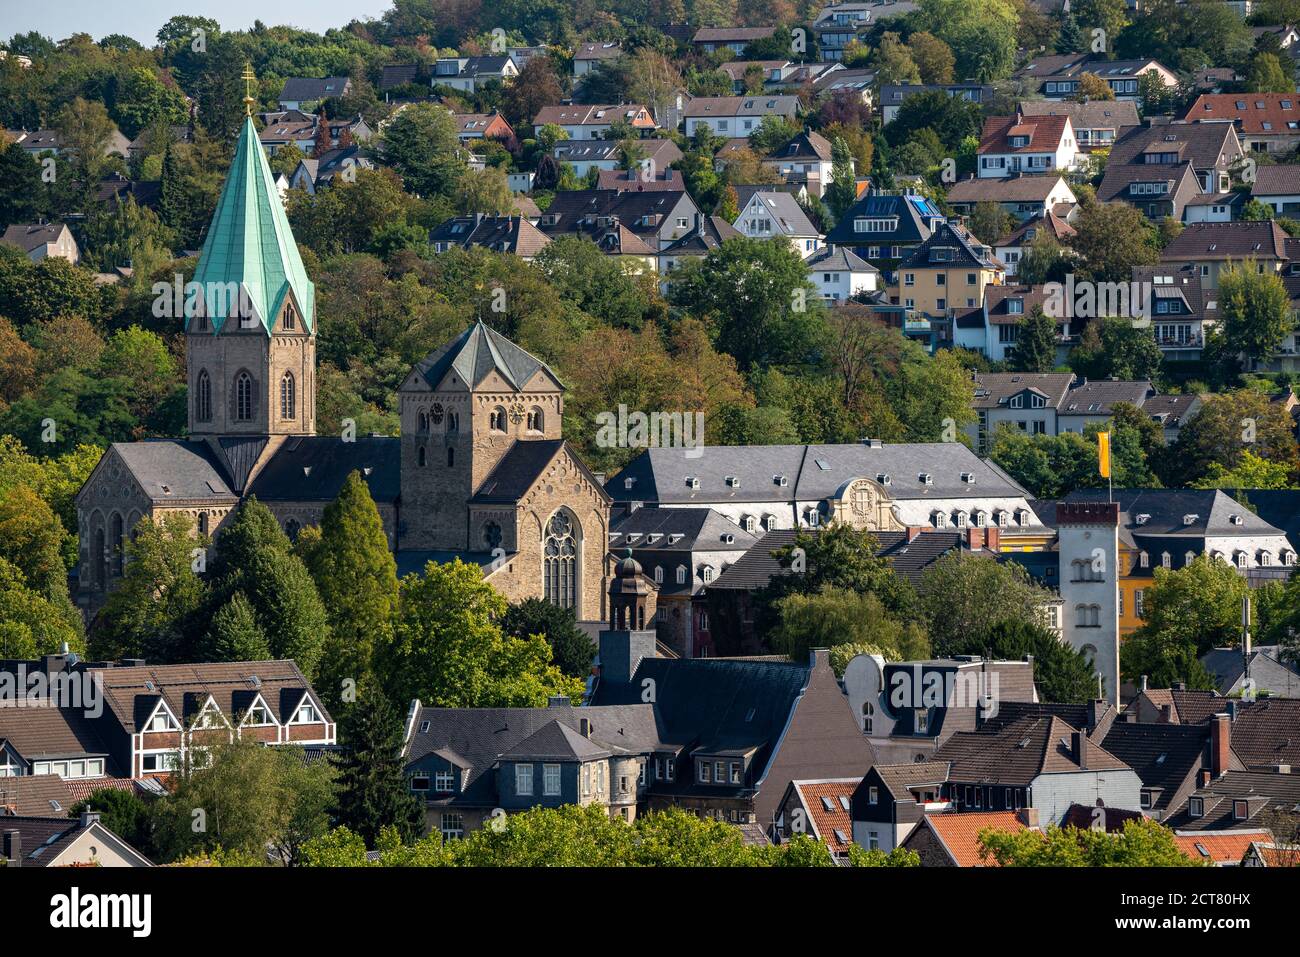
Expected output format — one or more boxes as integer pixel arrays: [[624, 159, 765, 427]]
[[4, 0, 395, 45]]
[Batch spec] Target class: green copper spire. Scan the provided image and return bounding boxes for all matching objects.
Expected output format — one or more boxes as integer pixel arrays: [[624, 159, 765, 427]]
[[186, 114, 315, 335]]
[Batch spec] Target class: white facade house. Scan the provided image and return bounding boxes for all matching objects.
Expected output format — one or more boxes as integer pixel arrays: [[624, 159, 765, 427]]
[[432, 56, 518, 93], [805, 247, 878, 300], [734, 191, 823, 255], [977, 114, 1081, 180], [683, 95, 800, 139]]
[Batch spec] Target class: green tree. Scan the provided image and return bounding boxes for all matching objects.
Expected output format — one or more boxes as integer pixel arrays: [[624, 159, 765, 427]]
[[333, 686, 423, 846], [1069, 316, 1164, 382], [1069, 202, 1159, 282], [1165, 389, 1300, 486], [500, 597, 598, 678], [977, 619, 1097, 703], [1007, 306, 1059, 373], [770, 586, 929, 663], [384, 559, 584, 708], [824, 135, 858, 220], [980, 818, 1201, 866], [381, 102, 467, 198], [1192, 449, 1294, 489], [1121, 556, 1252, 688], [70, 787, 156, 859], [0, 141, 44, 226], [918, 552, 1055, 657], [1247, 52, 1293, 93], [0, 557, 83, 658], [304, 471, 399, 710], [913, 0, 1020, 82], [206, 591, 272, 661], [1217, 260, 1294, 364], [968, 201, 1014, 246]]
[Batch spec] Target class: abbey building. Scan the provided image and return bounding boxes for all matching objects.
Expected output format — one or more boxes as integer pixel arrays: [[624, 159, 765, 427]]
[[75, 114, 610, 622]]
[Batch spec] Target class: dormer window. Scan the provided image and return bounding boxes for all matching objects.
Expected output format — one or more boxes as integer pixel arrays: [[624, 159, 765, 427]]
[[919, 473, 933, 485], [293, 701, 320, 724], [245, 702, 273, 726], [725, 476, 740, 488], [148, 709, 179, 732], [1188, 796, 1204, 818]]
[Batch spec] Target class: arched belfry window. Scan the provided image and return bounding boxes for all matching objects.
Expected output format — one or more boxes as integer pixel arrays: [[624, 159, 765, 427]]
[[543, 511, 578, 609], [527, 407, 543, 431], [490, 406, 507, 432], [196, 369, 212, 422], [283, 302, 297, 330], [280, 371, 296, 420], [235, 371, 253, 421]]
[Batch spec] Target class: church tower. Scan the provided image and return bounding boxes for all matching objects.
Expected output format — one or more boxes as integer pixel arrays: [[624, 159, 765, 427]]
[[185, 93, 316, 441]]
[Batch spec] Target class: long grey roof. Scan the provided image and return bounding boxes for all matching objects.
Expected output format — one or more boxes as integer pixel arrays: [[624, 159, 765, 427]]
[[606, 442, 1032, 504], [1057, 488, 1284, 537], [247, 436, 400, 503], [610, 507, 759, 552], [804, 246, 877, 272], [102, 440, 239, 504]]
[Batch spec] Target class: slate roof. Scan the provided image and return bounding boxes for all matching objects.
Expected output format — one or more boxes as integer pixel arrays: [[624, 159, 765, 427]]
[[1108, 122, 1242, 173], [1057, 379, 1155, 417], [429, 215, 551, 257], [379, 64, 420, 90], [607, 441, 1038, 506], [574, 41, 623, 61], [1200, 646, 1300, 698], [1161, 220, 1290, 260], [412, 320, 561, 392], [1143, 392, 1202, 429], [878, 84, 992, 108], [499, 720, 614, 761], [1166, 770, 1300, 830], [95, 440, 238, 505], [246, 435, 400, 503], [538, 189, 694, 244], [804, 246, 877, 273], [404, 704, 662, 806], [709, 528, 966, 591], [898, 220, 1001, 271], [1239, 490, 1300, 552], [188, 116, 315, 333], [1097, 160, 1202, 207], [768, 130, 833, 162], [934, 714, 1130, 785], [1017, 53, 1168, 84], [470, 439, 567, 503], [1187, 93, 1300, 135], [1057, 488, 1281, 537], [279, 76, 349, 102], [693, 26, 781, 43], [610, 507, 759, 552], [1017, 98, 1139, 131], [553, 141, 621, 162], [825, 189, 943, 247], [972, 372, 1075, 409], [916, 810, 1026, 866], [737, 190, 821, 237], [1, 222, 68, 253], [1099, 722, 1212, 815], [659, 214, 743, 255]]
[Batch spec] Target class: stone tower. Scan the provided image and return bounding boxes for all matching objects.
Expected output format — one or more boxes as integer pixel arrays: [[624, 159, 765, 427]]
[[1057, 501, 1121, 705], [397, 321, 564, 550], [599, 551, 659, 686], [185, 114, 316, 440]]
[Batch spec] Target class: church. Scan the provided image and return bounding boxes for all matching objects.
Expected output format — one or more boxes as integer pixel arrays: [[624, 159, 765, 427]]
[[74, 113, 611, 623]]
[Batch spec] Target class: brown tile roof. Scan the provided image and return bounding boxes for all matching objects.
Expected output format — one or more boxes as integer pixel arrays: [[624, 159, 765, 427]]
[[1108, 121, 1242, 172], [979, 114, 1070, 154], [948, 174, 1070, 204], [1160, 221, 1290, 260], [532, 104, 655, 128], [921, 810, 1026, 866], [791, 779, 858, 852], [1018, 99, 1139, 132], [0, 704, 119, 770], [972, 371, 1075, 408], [1252, 164, 1300, 195], [935, 714, 1130, 785], [1186, 93, 1300, 135], [0, 774, 77, 816]]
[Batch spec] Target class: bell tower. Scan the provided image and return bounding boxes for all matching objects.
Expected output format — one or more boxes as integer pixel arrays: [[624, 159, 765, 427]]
[[185, 67, 316, 439]]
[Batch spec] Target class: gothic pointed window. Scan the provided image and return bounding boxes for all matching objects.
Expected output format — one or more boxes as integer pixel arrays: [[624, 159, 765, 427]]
[[447, 411, 459, 433], [280, 371, 296, 420], [543, 511, 578, 609], [235, 371, 253, 421], [110, 513, 124, 577], [196, 369, 212, 422], [418, 446, 427, 467], [418, 411, 429, 434], [283, 303, 297, 330], [447, 446, 455, 467]]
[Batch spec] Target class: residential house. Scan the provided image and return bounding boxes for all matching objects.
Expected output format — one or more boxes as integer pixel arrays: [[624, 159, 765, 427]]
[[379, 63, 422, 98], [732, 189, 823, 255], [945, 174, 1077, 223], [553, 140, 622, 177], [608, 506, 757, 657], [683, 95, 800, 139], [0, 811, 152, 867], [1200, 646, 1300, 698], [287, 145, 375, 194], [719, 60, 841, 94], [1015, 53, 1178, 102], [850, 762, 953, 852], [977, 113, 1081, 179], [691, 26, 781, 55], [1104, 121, 1244, 198], [432, 56, 518, 93], [1131, 263, 1218, 359], [0, 222, 79, 264], [596, 166, 687, 191], [1143, 392, 1203, 444], [537, 188, 702, 253], [893, 220, 1004, 320], [1186, 93, 1300, 154], [590, 140, 684, 185], [812, 67, 876, 106], [0, 655, 334, 784], [1250, 164, 1300, 217], [900, 809, 1036, 865], [1098, 720, 1234, 822], [573, 41, 622, 77], [1183, 191, 1247, 224], [1159, 220, 1290, 289], [1017, 99, 1140, 151], [825, 189, 944, 277], [1056, 378, 1159, 434], [657, 213, 743, 290], [879, 83, 993, 125], [814, 1, 918, 61], [964, 371, 1078, 450], [533, 103, 657, 140], [993, 210, 1077, 279], [772, 779, 860, 859], [278, 76, 351, 111], [805, 246, 878, 301], [1097, 160, 1206, 222], [452, 111, 515, 145], [762, 129, 847, 197], [428, 215, 552, 260], [10, 126, 129, 159]]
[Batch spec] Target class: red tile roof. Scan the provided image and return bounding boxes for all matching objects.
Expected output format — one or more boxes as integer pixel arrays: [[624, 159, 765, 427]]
[[923, 811, 1027, 866], [1186, 93, 1300, 135], [980, 114, 1071, 155], [1173, 829, 1271, 865], [791, 779, 857, 853]]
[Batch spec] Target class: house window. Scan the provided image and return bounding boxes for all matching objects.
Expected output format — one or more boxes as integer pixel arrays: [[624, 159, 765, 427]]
[[1188, 797, 1204, 818], [862, 701, 874, 734], [698, 761, 710, 783], [730, 762, 742, 784], [868, 786, 879, 804], [411, 776, 430, 792], [293, 702, 319, 724], [140, 752, 180, 773], [245, 703, 272, 726], [916, 710, 929, 734], [435, 770, 455, 792], [515, 763, 534, 796], [440, 812, 464, 839], [676, 565, 687, 584], [665, 758, 676, 781], [543, 763, 561, 796], [148, 710, 178, 732]]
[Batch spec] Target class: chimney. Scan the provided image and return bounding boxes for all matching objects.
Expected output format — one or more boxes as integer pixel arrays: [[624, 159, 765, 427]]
[[1173, 682, 1186, 691], [1198, 768, 1212, 788], [967, 527, 982, 551], [1072, 731, 1087, 769], [1087, 699, 1103, 731], [1140, 674, 1148, 692], [1159, 704, 1172, 724], [1211, 713, 1230, 779], [986, 526, 1000, 551], [1016, 807, 1039, 829], [578, 717, 592, 738], [907, 526, 923, 542], [79, 811, 100, 828], [2, 829, 20, 867]]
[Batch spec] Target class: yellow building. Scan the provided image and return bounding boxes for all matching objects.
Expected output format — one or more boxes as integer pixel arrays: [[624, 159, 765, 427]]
[[891, 220, 1004, 316]]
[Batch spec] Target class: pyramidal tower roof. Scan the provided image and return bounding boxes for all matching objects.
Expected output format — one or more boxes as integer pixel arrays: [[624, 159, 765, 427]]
[[416, 320, 563, 391], [187, 115, 315, 335]]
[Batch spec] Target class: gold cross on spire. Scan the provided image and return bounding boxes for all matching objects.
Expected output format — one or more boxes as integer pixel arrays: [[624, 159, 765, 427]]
[[241, 63, 257, 116]]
